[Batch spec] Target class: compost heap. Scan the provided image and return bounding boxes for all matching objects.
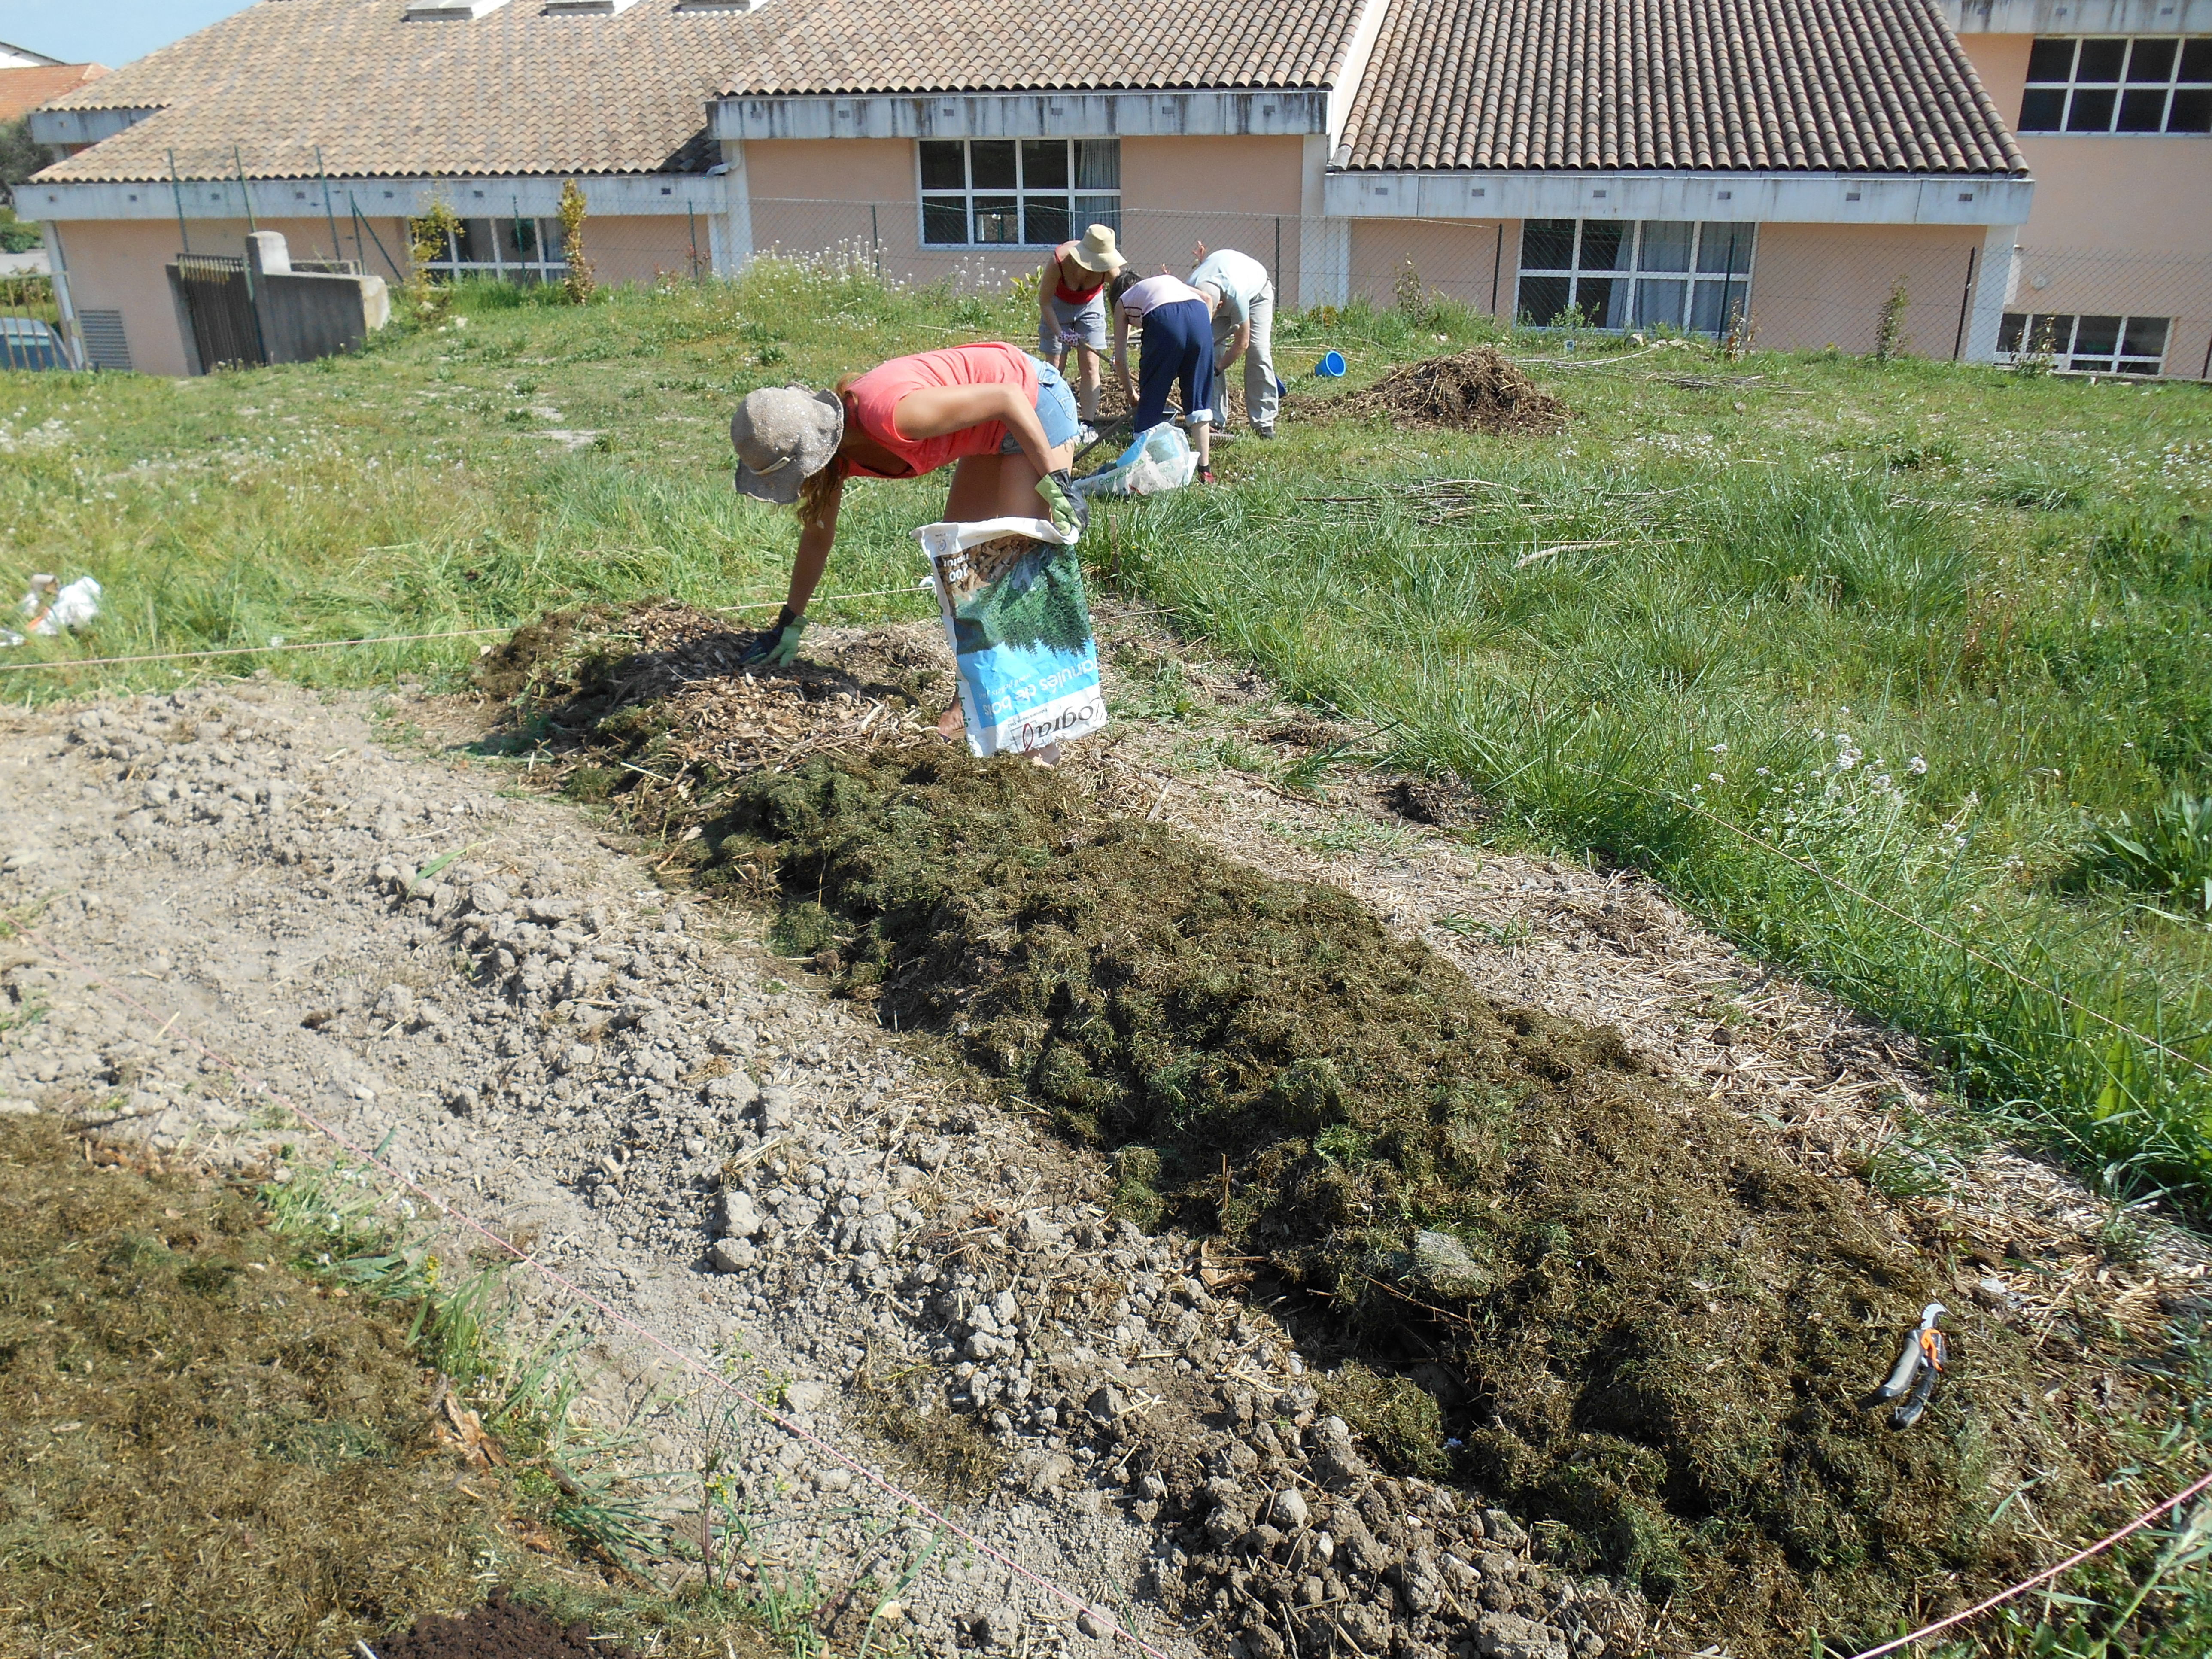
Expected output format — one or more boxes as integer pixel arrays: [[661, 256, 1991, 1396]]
[[1337, 346, 1567, 434], [497, 611, 2109, 1653]]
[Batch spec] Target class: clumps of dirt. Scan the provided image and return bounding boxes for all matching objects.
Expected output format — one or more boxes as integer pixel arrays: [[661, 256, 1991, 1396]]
[[472, 602, 622, 702], [0, 1115, 511, 1657], [683, 748, 2107, 1652], [1335, 346, 1567, 434], [1383, 774, 1490, 828], [377, 1587, 638, 1659]]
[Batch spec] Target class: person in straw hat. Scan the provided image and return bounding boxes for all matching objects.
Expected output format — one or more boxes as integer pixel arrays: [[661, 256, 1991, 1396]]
[[1035, 223, 1125, 430], [729, 343, 1088, 678]]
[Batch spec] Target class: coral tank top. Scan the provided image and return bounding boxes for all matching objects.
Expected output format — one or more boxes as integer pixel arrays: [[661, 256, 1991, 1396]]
[[842, 343, 1040, 479]]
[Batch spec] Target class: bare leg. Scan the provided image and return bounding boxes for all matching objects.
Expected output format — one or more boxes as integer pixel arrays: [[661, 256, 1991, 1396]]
[[1192, 419, 1212, 473], [1076, 344, 1101, 421]]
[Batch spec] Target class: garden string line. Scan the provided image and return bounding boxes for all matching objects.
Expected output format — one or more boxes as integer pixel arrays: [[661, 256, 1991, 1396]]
[[27, 929, 2212, 1659], [1841, 1464, 2212, 1659], [25, 928, 1173, 1659], [0, 584, 932, 675]]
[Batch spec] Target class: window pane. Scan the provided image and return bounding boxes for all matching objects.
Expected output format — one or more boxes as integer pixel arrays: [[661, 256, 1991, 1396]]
[[922, 197, 968, 246], [1075, 140, 1120, 190], [2036, 315, 2078, 353], [1574, 277, 1626, 327], [2075, 39, 2126, 80], [1997, 313, 2026, 353], [2126, 39, 2177, 81], [456, 219, 498, 262], [2074, 314, 2122, 355], [972, 195, 1019, 243], [2018, 87, 2066, 129], [2183, 39, 2212, 79], [2025, 37, 2075, 81], [2117, 88, 2169, 130], [2169, 87, 2212, 131], [1521, 220, 1576, 272], [919, 141, 966, 190], [1633, 278, 1687, 328], [1578, 221, 1630, 271], [2066, 88, 2117, 129], [2116, 359, 2162, 377], [1638, 221, 1692, 271], [1697, 222, 1755, 274], [1073, 194, 1120, 234], [2121, 316, 2169, 356], [1021, 140, 1069, 190], [1517, 274, 1572, 325], [969, 141, 1017, 188], [1023, 198, 1071, 246], [1691, 279, 1748, 334]]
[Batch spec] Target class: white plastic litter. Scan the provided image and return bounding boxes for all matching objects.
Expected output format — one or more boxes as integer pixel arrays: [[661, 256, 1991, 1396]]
[[14, 573, 102, 638], [1070, 422, 1197, 497], [917, 516, 1106, 760]]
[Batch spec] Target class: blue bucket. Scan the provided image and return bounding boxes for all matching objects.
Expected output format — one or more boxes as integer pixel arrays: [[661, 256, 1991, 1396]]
[[1313, 350, 1347, 377]]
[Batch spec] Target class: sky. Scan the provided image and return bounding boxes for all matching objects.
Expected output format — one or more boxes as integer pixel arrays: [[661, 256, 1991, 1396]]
[[0, 0, 253, 67]]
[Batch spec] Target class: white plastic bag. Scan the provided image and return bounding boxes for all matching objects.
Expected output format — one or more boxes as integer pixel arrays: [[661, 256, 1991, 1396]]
[[1071, 422, 1197, 498], [16, 574, 101, 637], [916, 517, 1107, 759]]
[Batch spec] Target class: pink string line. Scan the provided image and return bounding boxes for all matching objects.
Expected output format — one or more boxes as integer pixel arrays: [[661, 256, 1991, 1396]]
[[1844, 1465, 2212, 1659], [30, 929, 1170, 1659], [0, 586, 932, 675]]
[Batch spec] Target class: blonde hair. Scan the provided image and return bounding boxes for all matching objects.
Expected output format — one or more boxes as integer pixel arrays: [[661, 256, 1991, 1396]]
[[794, 377, 864, 529]]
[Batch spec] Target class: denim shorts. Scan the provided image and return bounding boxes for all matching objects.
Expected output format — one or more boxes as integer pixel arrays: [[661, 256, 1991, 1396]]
[[1039, 290, 1109, 353], [1000, 356, 1082, 456]]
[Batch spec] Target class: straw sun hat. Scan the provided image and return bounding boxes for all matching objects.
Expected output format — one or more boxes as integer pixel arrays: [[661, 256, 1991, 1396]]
[[1068, 224, 1125, 273]]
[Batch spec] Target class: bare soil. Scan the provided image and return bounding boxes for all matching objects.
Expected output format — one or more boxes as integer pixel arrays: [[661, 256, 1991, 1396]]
[[375, 1587, 637, 1659]]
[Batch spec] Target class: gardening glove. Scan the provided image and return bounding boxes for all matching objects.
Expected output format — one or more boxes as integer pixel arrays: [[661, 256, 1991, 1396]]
[[741, 605, 807, 667], [1037, 468, 1088, 542]]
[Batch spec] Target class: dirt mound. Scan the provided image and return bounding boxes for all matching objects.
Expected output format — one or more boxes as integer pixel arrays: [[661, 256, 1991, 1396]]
[[488, 608, 2124, 1654], [1335, 347, 1567, 434], [378, 1588, 637, 1658]]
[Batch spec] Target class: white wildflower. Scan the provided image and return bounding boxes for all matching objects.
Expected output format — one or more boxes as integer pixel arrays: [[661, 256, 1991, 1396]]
[[1908, 756, 1927, 775]]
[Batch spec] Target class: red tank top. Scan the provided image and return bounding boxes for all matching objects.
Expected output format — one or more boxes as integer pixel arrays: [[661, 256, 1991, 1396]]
[[1051, 243, 1111, 305], [842, 343, 1040, 479]]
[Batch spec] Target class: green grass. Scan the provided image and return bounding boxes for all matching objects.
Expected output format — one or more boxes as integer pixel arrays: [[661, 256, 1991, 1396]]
[[1, 259, 2208, 1225]]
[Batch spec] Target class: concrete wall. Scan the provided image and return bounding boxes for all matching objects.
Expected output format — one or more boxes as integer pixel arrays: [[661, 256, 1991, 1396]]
[[742, 134, 1314, 295], [1956, 33, 2212, 374], [1348, 219, 1516, 315], [1750, 223, 1990, 355]]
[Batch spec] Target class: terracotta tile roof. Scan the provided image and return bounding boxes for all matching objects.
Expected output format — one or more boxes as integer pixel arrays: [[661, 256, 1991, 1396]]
[[0, 61, 106, 123], [38, 0, 772, 183], [1337, 0, 2027, 174], [719, 0, 1369, 96]]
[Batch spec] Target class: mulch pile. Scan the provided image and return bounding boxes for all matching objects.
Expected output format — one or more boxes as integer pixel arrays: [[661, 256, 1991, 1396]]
[[1335, 346, 1567, 434], [376, 1589, 635, 1659]]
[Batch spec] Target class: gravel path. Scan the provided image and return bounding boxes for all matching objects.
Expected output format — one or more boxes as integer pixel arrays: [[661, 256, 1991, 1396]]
[[0, 680, 1637, 1659]]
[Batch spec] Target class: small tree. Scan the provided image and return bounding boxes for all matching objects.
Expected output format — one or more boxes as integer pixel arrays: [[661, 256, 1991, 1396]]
[[558, 179, 596, 304], [406, 198, 461, 321], [1872, 278, 1911, 363], [0, 117, 45, 210]]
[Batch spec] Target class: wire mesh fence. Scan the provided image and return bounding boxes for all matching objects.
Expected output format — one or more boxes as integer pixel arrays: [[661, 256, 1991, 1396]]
[[33, 187, 2212, 379]]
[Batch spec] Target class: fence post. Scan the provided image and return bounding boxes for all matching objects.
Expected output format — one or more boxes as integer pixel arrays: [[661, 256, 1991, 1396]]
[[1273, 215, 1282, 298], [233, 145, 258, 236], [167, 149, 191, 255], [688, 202, 700, 280], [1491, 223, 1503, 317], [872, 203, 881, 283], [1952, 245, 1978, 362], [316, 145, 341, 264]]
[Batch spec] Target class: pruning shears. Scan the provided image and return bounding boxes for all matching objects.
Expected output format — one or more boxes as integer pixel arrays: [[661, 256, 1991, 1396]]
[[1866, 1301, 1947, 1430]]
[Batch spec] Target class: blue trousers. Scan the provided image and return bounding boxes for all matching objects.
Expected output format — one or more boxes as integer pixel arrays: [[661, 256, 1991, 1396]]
[[1133, 298, 1215, 435]]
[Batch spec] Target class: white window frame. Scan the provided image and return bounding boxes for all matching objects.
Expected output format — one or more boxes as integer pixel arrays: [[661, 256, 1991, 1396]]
[[422, 215, 569, 283], [1515, 220, 1754, 336], [917, 139, 1120, 250], [2018, 36, 2212, 134], [1997, 312, 2170, 375]]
